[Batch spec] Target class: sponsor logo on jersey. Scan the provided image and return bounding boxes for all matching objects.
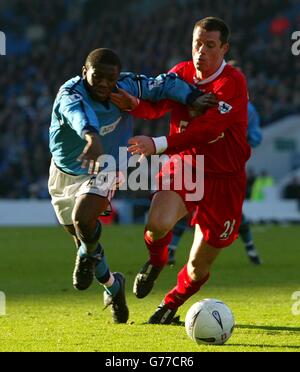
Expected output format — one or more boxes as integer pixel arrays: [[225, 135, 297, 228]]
[[218, 101, 232, 114], [99, 117, 122, 136]]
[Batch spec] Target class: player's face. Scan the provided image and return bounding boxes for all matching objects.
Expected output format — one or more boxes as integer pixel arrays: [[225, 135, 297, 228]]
[[192, 27, 229, 77], [83, 63, 120, 101]]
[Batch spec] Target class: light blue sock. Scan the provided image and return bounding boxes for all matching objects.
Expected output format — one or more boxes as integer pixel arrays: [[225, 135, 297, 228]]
[[78, 244, 101, 258], [104, 278, 120, 297], [94, 251, 120, 297]]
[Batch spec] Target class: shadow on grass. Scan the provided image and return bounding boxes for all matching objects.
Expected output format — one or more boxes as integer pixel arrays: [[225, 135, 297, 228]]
[[236, 324, 300, 332], [225, 343, 300, 350], [149, 319, 300, 334], [144, 321, 300, 350]]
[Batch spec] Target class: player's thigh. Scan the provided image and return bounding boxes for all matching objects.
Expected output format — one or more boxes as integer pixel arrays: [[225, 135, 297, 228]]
[[72, 194, 109, 225], [187, 224, 221, 278], [48, 162, 86, 226], [72, 170, 119, 225], [147, 190, 188, 232]]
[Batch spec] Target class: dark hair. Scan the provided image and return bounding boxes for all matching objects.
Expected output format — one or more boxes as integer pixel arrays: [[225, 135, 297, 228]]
[[85, 48, 122, 71], [193, 17, 230, 45]]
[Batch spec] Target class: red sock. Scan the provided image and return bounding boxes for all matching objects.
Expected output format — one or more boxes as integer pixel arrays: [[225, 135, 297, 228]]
[[164, 265, 210, 310], [144, 229, 173, 268]]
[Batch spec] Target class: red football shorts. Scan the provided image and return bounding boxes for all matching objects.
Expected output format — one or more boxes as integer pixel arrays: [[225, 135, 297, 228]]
[[156, 158, 246, 249]]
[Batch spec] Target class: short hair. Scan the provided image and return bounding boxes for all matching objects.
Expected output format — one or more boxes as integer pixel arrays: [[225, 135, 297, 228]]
[[85, 48, 122, 71], [193, 17, 230, 45]]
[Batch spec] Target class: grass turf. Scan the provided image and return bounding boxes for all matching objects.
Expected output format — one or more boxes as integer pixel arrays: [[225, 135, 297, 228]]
[[0, 224, 299, 352]]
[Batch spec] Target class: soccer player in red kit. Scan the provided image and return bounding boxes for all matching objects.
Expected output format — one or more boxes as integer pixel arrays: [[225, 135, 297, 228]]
[[112, 17, 251, 324]]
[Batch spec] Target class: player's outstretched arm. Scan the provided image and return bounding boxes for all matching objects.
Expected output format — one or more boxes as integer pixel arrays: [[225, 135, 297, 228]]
[[77, 132, 104, 174], [118, 72, 204, 106], [111, 88, 172, 120], [111, 87, 217, 120]]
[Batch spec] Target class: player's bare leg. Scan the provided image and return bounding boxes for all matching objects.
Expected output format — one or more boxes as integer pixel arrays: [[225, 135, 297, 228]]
[[147, 191, 188, 240], [63, 225, 81, 249], [71, 194, 107, 290], [71, 193, 129, 323], [134, 191, 188, 298], [186, 224, 220, 281], [148, 224, 220, 324]]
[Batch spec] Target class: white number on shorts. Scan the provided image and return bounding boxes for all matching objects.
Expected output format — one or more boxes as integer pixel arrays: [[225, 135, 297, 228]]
[[220, 220, 236, 240]]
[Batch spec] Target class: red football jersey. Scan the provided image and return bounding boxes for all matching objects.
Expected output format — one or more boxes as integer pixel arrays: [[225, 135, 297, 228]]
[[132, 61, 251, 177]]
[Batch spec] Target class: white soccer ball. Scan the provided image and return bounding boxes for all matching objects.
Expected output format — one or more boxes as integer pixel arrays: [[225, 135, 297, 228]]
[[185, 298, 235, 345]]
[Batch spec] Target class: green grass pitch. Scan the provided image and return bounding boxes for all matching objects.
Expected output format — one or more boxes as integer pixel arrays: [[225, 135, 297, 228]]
[[0, 225, 299, 352]]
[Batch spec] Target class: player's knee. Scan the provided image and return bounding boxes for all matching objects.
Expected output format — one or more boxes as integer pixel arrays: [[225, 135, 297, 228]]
[[147, 218, 173, 239]]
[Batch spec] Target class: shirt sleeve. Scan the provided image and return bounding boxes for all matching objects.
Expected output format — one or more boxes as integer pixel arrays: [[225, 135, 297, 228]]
[[247, 102, 262, 148], [130, 99, 173, 120], [165, 75, 248, 153], [59, 90, 100, 139], [118, 72, 202, 105]]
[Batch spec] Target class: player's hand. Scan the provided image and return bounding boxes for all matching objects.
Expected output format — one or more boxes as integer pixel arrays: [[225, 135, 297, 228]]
[[128, 136, 156, 157], [78, 133, 104, 174], [189, 92, 218, 117], [110, 88, 140, 111]]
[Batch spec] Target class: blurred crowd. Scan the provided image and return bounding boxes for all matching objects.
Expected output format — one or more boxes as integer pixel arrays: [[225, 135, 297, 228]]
[[0, 0, 299, 198]]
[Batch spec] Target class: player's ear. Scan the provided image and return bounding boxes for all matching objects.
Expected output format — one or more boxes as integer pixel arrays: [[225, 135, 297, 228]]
[[82, 66, 87, 78], [222, 42, 229, 55]]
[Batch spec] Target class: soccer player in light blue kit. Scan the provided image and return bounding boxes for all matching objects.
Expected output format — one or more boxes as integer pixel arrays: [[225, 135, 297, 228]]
[[48, 48, 215, 323], [239, 100, 263, 264]]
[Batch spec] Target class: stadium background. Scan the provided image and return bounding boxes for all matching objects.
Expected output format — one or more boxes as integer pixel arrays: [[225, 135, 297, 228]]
[[0, 0, 300, 353], [0, 0, 300, 205]]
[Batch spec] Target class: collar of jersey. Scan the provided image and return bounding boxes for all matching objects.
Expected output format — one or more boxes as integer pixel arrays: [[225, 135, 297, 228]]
[[193, 60, 227, 86]]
